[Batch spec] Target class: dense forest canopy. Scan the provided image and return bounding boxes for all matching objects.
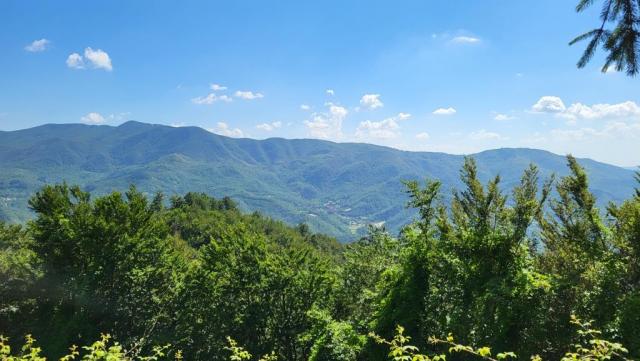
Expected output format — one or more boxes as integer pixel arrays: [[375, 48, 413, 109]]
[[1, 155, 640, 360]]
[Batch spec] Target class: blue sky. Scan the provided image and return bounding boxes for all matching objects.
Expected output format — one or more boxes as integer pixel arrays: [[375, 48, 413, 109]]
[[1, 0, 639, 166]]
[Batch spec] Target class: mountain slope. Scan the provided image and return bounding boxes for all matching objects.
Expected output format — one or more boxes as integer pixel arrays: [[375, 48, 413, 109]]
[[0, 121, 636, 240]]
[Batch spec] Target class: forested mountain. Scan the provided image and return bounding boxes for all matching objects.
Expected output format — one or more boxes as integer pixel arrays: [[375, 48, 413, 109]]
[[0, 121, 635, 240]]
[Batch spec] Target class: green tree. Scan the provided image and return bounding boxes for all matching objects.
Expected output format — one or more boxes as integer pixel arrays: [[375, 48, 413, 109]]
[[603, 170, 640, 356], [25, 184, 183, 357], [371, 159, 552, 359], [536, 156, 616, 357], [571, 0, 640, 75], [334, 226, 401, 333], [174, 221, 334, 361], [0, 222, 39, 339]]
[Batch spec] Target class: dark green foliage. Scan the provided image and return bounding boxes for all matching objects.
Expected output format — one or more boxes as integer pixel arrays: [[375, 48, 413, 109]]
[[304, 308, 366, 361], [0, 222, 39, 335], [571, 0, 640, 75], [1, 185, 341, 360], [369, 158, 554, 359], [333, 226, 402, 332], [23, 184, 182, 357], [173, 224, 335, 360], [3, 155, 640, 361]]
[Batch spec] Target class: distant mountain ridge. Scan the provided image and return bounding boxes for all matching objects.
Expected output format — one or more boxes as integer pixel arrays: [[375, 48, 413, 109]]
[[0, 121, 636, 240]]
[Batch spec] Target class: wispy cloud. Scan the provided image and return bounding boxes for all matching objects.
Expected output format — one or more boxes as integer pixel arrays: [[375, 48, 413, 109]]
[[355, 112, 411, 139], [209, 122, 244, 137], [25, 38, 50, 52], [304, 103, 348, 139], [210, 83, 227, 91], [192, 83, 234, 104], [494, 113, 515, 121], [256, 121, 282, 131], [192, 93, 232, 104], [235, 90, 264, 100], [451, 36, 481, 44], [359, 94, 384, 110], [433, 107, 457, 116], [80, 112, 130, 124]]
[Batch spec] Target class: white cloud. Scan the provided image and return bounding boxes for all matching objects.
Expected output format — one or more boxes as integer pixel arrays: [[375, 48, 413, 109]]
[[355, 112, 411, 139], [25, 38, 50, 52], [235, 90, 264, 100], [192, 93, 233, 104], [451, 36, 481, 44], [81, 112, 106, 124], [326, 89, 335, 96], [80, 112, 130, 124], [356, 120, 399, 139], [66, 53, 85, 69], [209, 122, 244, 137], [300, 104, 311, 111], [305, 114, 339, 139], [192, 94, 214, 105], [304, 103, 348, 139], [494, 113, 515, 121], [396, 112, 411, 120], [531, 96, 566, 113], [360, 94, 384, 110], [433, 107, 457, 116], [192, 83, 233, 104], [563, 101, 640, 120], [468, 129, 505, 140], [329, 103, 348, 119], [210, 83, 227, 91], [416, 132, 430, 140], [84, 48, 112, 71], [256, 121, 282, 131], [66, 48, 113, 71], [531, 96, 640, 121]]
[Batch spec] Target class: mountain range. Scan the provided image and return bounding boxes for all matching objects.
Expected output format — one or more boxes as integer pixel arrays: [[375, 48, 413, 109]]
[[0, 121, 636, 241]]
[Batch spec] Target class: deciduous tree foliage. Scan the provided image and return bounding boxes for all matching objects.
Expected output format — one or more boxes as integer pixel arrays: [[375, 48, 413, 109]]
[[1, 156, 640, 360]]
